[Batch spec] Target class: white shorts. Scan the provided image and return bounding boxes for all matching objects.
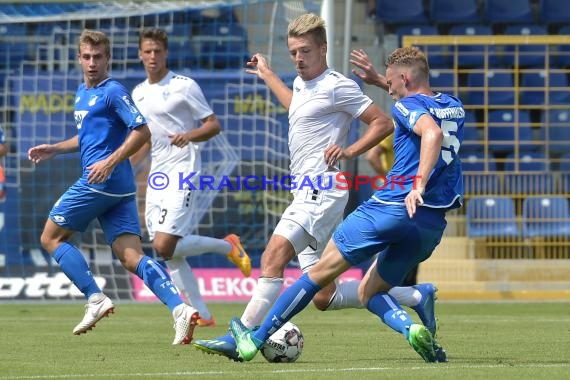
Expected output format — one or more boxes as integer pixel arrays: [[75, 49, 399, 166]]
[[273, 185, 349, 272], [145, 186, 198, 241]]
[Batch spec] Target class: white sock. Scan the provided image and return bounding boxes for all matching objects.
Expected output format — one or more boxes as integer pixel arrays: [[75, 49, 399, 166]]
[[240, 277, 284, 328], [173, 234, 231, 258], [325, 280, 364, 310], [388, 286, 421, 307], [166, 258, 212, 319]]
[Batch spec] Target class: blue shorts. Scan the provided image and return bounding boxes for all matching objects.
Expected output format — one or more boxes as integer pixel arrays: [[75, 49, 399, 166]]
[[49, 180, 141, 245], [333, 199, 447, 286]]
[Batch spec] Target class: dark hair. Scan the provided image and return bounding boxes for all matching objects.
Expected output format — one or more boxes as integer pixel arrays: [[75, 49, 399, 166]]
[[138, 28, 168, 49]]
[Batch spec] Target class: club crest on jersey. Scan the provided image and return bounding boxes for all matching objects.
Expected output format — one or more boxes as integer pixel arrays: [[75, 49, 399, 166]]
[[74, 110, 88, 129], [88, 96, 98, 106], [162, 90, 170, 100]]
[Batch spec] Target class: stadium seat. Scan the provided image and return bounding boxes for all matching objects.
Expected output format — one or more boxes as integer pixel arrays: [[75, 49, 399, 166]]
[[541, 109, 570, 156], [463, 173, 501, 195], [504, 151, 548, 172], [448, 24, 500, 68], [487, 110, 534, 155], [196, 23, 249, 70], [429, 0, 481, 25], [559, 152, 570, 171], [520, 71, 570, 105], [374, 0, 428, 26], [466, 197, 520, 238], [467, 71, 515, 106], [483, 0, 535, 25], [503, 25, 548, 68], [395, 25, 450, 68], [503, 173, 555, 195], [539, 0, 570, 25], [461, 151, 497, 171], [460, 110, 483, 154], [554, 26, 570, 67], [522, 196, 570, 238], [429, 69, 456, 90]]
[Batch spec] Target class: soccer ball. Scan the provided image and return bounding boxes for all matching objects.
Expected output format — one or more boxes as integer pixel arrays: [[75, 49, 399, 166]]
[[260, 321, 304, 363]]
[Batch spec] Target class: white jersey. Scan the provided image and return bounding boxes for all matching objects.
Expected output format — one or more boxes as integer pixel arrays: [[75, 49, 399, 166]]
[[288, 68, 372, 180], [132, 71, 213, 176]]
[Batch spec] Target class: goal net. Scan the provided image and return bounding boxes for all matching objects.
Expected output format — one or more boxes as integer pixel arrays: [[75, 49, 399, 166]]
[[0, 0, 321, 301]]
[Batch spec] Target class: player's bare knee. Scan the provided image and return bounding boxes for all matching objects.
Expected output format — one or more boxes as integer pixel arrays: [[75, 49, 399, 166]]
[[152, 241, 174, 260], [311, 293, 330, 311]]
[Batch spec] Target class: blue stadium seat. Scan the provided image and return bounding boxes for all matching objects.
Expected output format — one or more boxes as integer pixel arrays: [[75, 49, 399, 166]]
[[541, 109, 570, 156], [463, 173, 501, 195], [522, 196, 570, 238], [375, 0, 428, 25], [504, 151, 548, 172], [197, 23, 249, 70], [395, 25, 450, 68], [487, 110, 533, 154], [448, 24, 500, 68], [461, 151, 497, 171], [466, 197, 520, 238], [460, 110, 483, 154], [503, 173, 555, 195], [483, 0, 535, 25], [559, 152, 570, 171], [429, 0, 481, 25], [554, 26, 570, 67], [429, 69, 456, 91], [503, 25, 548, 68], [467, 71, 515, 106], [522, 71, 570, 105], [539, 0, 570, 25]]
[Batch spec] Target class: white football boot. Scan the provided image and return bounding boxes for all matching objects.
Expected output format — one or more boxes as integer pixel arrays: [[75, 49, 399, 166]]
[[172, 304, 199, 345], [73, 293, 115, 335]]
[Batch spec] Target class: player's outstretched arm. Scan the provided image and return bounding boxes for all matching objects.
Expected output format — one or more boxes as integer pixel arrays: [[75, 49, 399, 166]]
[[28, 135, 79, 164], [350, 49, 389, 91], [246, 53, 293, 110], [87, 124, 151, 184]]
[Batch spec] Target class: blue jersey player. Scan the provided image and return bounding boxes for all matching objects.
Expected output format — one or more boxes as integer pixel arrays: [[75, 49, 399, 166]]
[[229, 46, 464, 362], [27, 29, 199, 344]]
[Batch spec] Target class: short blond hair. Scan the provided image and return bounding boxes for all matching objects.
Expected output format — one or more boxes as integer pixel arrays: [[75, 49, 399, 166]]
[[385, 46, 429, 80], [78, 29, 111, 58], [287, 13, 327, 46]]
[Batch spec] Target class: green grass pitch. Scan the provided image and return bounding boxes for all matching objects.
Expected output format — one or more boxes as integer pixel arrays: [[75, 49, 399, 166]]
[[1, 301, 568, 379]]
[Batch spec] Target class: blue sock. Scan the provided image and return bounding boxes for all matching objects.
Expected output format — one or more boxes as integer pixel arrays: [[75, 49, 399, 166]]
[[53, 242, 101, 299], [252, 273, 321, 347], [367, 292, 413, 339], [135, 255, 183, 312]]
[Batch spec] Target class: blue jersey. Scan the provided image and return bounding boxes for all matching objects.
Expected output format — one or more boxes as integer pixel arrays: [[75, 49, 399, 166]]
[[375, 92, 464, 210], [74, 78, 146, 194]]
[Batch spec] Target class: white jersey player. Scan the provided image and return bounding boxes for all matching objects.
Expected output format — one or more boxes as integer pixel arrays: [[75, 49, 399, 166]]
[[132, 28, 251, 329]]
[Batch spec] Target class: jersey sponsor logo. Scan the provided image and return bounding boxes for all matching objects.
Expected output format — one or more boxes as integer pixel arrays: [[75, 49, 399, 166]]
[[53, 215, 66, 223], [74, 110, 88, 129], [395, 101, 409, 116], [121, 95, 139, 114], [0, 272, 107, 299]]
